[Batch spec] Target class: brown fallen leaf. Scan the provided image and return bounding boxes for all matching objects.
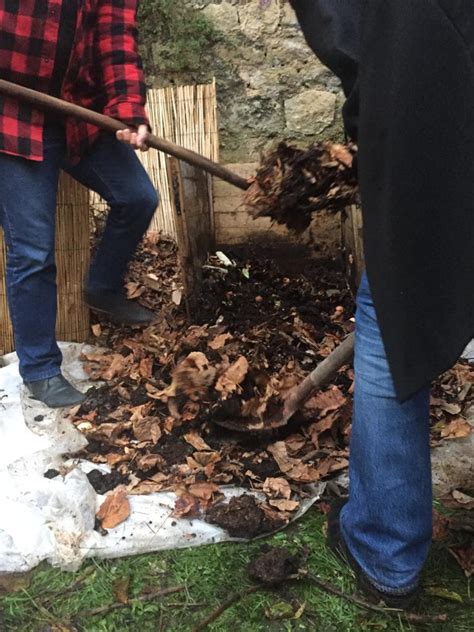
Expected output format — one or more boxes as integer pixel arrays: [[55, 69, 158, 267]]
[[304, 386, 346, 417], [451, 490, 474, 509], [215, 356, 249, 396], [263, 477, 292, 500], [172, 493, 200, 519], [128, 472, 168, 495], [440, 418, 472, 440], [106, 453, 131, 466], [269, 499, 300, 512], [102, 354, 132, 381], [167, 352, 216, 397], [184, 431, 211, 452], [192, 451, 222, 467], [129, 402, 153, 422], [268, 442, 320, 483], [139, 356, 153, 380], [208, 332, 232, 350], [0, 572, 31, 595], [309, 411, 339, 446], [91, 323, 102, 337], [439, 402, 463, 416], [329, 143, 354, 167], [188, 482, 220, 501], [432, 509, 450, 541], [136, 453, 165, 471], [112, 576, 130, 604], [96, 490, 131, 529], [125, 281, 145, 300], [285, 434, 307, 454], [132, 417, 162, 443], [449, 544, 474, 577]]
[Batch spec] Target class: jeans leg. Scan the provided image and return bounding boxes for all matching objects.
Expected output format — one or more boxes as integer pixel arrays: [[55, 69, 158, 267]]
[[340, 272, 432, 594], [65, 135, 158, 292], [0, 129, 64, 381]]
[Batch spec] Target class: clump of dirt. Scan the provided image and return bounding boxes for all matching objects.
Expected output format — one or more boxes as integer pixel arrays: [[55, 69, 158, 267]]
[[206, 495, 285, 538], [86, 469, 128, 495], [248, 546, 302, 585]]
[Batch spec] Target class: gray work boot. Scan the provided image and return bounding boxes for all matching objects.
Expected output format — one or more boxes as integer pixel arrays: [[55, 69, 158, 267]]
[[86, 290, 155, 326], [25, 374, 87, 408]]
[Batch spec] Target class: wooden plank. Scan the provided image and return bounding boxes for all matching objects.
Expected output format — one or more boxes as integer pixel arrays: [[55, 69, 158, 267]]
[[341, 204, 365, 293], [169, 158, 214, 317]]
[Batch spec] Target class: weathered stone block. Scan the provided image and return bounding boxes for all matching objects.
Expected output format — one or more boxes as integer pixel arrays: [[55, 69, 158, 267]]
[[238, 1, 281, 38], [285, 89, 337, 135], [202, 1, 239, 31], [281, 2, 299, 27]]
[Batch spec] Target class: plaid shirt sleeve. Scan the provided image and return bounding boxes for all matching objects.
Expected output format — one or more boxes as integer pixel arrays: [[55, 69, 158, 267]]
[[96, 0, 149, 129]]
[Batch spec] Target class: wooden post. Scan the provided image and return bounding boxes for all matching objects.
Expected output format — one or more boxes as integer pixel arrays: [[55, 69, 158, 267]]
[[168, 158, 214, 317], [341, 204, 365, 294], [0, 172, 90, 355]]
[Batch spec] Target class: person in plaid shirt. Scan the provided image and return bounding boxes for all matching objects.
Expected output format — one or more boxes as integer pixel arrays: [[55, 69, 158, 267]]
[[0, 1, 159, 407]]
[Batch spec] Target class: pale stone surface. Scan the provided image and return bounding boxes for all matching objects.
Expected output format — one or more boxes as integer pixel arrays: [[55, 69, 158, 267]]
[[202, 1, 239, 31], [285, 89, 337, 135], [172, 1, 346, 161], [281, 2, 299, 27], [237, 1, 282, 38], [432, 417, 474, 496]]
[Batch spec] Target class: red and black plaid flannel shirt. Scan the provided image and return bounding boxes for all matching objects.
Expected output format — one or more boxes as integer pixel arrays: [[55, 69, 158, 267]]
[[0, 0, 149, 163]]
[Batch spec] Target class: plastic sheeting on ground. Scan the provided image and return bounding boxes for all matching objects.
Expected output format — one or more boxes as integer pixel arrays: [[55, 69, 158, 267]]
[[0, 344, 322, 573]]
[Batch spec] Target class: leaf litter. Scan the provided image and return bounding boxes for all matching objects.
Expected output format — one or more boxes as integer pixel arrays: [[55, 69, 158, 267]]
[[68, 236, 473, 541]]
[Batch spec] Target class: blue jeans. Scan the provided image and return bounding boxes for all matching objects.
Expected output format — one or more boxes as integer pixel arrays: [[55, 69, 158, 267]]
[[0, 126, 158, 382], [340, 272, 432, 594]]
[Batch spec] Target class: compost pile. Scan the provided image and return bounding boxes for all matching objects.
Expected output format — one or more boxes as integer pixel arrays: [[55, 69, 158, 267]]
[[244, 142, 359, 232], [69, 238, 473, 537]]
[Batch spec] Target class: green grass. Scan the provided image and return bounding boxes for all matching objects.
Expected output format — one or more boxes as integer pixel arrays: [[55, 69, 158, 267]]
[[1, 508, 472, 631]]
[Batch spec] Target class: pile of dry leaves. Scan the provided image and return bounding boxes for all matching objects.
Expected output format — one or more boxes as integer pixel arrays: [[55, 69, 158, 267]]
[[68, 238, 473, 540], [244, 142, 359, 232]]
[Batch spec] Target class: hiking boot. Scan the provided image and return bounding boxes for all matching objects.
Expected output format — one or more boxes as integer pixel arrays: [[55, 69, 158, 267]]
[[327, 498, 420, 609], [86, 290, 155, 326], [25, 374, 87, 408]]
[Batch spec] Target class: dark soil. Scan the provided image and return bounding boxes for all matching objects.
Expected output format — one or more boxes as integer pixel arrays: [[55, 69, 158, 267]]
[[206, 495, 286, 538], [248, 546, 302, 585], [86, 469, 129, 495]]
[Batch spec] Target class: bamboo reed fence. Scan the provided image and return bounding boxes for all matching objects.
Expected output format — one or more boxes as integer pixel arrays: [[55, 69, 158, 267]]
[[90, 82, 219, 238], [0, 173, 90, 355]]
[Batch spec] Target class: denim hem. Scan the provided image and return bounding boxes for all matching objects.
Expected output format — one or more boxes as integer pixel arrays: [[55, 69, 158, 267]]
[[23, 369, 62, 384], [340, 506, 420, 595]]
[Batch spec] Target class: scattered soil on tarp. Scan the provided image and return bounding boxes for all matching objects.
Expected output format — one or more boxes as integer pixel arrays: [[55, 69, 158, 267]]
[[67, 236, 473, 540], [206, 495, 286, 538], [248, 546, 302, 585], [86, 469, 129, 495]]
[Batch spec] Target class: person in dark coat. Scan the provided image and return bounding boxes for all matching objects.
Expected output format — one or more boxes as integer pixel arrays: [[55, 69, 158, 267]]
[[290, 0, 474, 608], [0, 1, 158, 408]]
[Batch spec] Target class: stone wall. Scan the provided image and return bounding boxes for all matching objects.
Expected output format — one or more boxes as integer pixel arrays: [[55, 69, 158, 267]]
[[147, 1, 344, 163]]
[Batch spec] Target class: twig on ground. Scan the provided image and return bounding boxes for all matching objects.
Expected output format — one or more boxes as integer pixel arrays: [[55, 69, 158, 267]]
[[304, 571, 448, 625], [192, 586, 260, 632], [74, 585, 185, 620]]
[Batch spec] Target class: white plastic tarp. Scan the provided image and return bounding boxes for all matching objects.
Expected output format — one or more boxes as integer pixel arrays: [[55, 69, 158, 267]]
[[0, 343, 322, 573]]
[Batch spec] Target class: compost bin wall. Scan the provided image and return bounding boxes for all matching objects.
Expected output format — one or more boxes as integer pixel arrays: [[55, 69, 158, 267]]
[[213, 162, 341, 258]]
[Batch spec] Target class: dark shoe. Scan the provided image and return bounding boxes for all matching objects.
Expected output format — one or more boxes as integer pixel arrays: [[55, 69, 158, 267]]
[[86, 290, 155, 326], [327, 498, 420, 609], [25, 374, 87, 408]]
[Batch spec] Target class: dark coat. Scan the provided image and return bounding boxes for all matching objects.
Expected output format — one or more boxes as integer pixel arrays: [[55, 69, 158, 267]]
[[290, 0, 474, 400]]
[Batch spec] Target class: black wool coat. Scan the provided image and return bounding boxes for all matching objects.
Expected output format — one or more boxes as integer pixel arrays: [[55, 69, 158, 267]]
[[290, 0, 474, 400]]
